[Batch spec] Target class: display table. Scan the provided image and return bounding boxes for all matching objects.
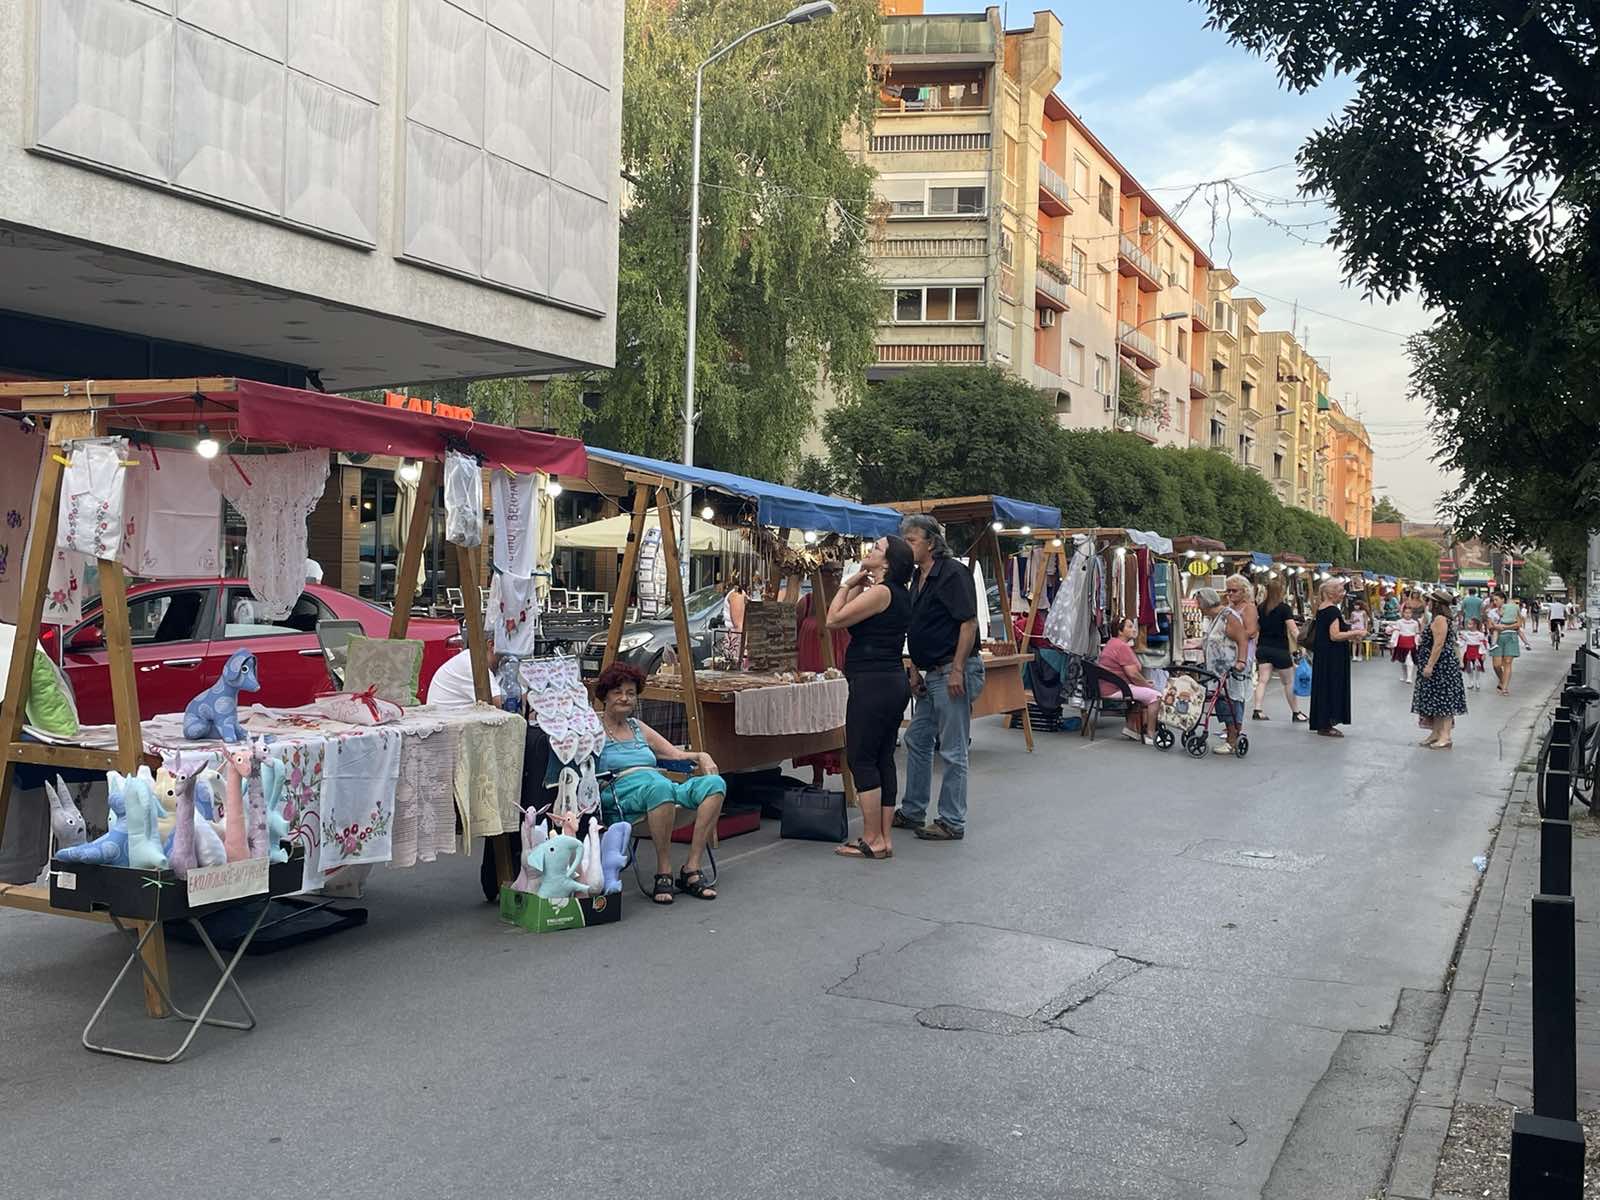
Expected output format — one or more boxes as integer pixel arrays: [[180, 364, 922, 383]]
[[971, 652, 1032, 721], [643, 672, 847, 775]]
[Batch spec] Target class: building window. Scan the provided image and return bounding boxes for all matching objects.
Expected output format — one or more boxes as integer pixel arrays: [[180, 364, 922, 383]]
[[928, 185, 986, 215], [1069, 245, 1087, 292], [1273, 452, 1285, 479], [1099, 267, 1113, 310], [1210, 419, 1226, 449], [1072, 155, 1090, 197], [1177, 327, 1189, 363], [1178, 253, 1191, 290], [1098, 177, 1114, 222], [885, 284, 984, 324], [999, 226, 1015, 267], [1067, 340, 1085, 384], [1093, 354, 1111, 395]]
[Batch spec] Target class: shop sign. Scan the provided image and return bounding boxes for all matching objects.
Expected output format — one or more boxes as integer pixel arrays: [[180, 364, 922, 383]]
[[187, 857, 269, 906], [384, 391, 474, 422]]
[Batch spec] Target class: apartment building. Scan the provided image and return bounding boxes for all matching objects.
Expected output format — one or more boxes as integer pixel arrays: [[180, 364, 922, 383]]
[[864, 4, 1212, 447], [1326, 400, 1374, 537]]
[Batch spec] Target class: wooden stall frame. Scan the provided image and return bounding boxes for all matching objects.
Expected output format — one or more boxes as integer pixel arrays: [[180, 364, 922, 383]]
[[0, 379, 539, 1014]]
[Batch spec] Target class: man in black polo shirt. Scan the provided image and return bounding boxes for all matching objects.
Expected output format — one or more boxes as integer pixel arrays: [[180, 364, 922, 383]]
[[894, 514, 985, 840]]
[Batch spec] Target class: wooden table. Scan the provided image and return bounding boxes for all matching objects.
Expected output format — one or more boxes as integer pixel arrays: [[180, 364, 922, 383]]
[[971, 652, 1035, 751], [642, 680, 847, 775]]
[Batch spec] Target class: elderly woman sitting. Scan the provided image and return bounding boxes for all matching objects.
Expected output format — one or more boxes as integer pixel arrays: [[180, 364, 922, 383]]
[[593, 661, 725, 904], [1095, 617, 1162, 744]]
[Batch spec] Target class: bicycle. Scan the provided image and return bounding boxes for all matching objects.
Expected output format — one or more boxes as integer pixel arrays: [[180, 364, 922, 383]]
[[1551, 619, 1564, 651], [1537, 646, 1600, 817]]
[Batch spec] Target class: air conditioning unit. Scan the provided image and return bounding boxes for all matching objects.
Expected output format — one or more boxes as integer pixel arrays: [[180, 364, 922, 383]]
[[1037, 308, 1056, 328], [1102, 392, 1114, 411]]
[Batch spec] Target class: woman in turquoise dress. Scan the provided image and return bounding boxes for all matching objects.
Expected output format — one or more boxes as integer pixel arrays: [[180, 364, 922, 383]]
[[594, 661, 725, 904], [1487, 589, 1522, 695]]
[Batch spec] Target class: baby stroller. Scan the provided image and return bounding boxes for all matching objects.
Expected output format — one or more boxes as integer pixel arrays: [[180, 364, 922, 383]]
[[1154, 665, 1250, 760]]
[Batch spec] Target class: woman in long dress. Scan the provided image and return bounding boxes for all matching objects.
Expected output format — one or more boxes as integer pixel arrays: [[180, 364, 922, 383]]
[[1412, 591, 1467, 749], [1309, 579, 1362, 737]]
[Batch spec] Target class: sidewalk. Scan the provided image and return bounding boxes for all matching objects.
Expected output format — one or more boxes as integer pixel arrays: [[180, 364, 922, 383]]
[[1386, 721, 1600, 1197]]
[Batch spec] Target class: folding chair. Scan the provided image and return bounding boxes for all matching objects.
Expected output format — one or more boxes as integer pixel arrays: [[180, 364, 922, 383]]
[[315, 619, 366, 690], [1078, 660, 1137, 741]]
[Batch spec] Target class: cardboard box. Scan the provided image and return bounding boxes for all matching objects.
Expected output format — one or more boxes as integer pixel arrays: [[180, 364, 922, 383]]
[[498, 886, 622, 933]]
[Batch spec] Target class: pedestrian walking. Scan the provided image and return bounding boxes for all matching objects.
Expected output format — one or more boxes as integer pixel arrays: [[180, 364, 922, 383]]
[[1196, 587, 1249, 756], [1251, 578, 1305, 722], [827, 536, 914, 860], [1460, 619, 1488, 690], [1487, 589, 1522, 695], [1309, 579, 1361, 737], [895, 514, 984, 842], [1530, 598, 1542, 632], [1413, 591, 1466, 749]]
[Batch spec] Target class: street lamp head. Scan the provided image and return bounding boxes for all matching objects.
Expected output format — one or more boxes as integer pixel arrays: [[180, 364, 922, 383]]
[[784, 1, 837, 23], [1158, 310, 1187, 321]]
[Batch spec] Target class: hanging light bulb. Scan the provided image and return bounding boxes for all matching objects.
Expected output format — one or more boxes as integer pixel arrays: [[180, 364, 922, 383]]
[[544, 475, 563, 498], [1185, 550, 1196, 559], [396, 458, 422, 485], [194, 423, 219, 459], [991, 521, 1003, 532], [1050, 538, 1062, 548], [803, 530, 817, 544], [1019, 525, 1032, 536], [700, 505, 714, 521]]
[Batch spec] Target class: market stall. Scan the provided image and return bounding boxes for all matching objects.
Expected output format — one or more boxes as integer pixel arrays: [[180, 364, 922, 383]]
[[883, 495, 1054, 751], [585, 448, 902, 804], [0, 377, 585, 1028]]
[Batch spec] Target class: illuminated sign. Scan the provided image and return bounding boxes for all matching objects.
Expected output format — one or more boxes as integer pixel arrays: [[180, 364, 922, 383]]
[[384, 391, 473, 422]]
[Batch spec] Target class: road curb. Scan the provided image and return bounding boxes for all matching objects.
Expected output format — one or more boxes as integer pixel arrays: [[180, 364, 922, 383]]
[[1382, 719, 1544, 1198]]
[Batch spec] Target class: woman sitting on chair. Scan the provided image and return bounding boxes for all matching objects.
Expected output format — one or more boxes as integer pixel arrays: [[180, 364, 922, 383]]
[[594, 661, 725, 904]]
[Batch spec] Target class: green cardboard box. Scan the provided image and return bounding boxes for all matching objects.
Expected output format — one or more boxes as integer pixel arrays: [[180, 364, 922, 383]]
[[498, 886, 622, 933]]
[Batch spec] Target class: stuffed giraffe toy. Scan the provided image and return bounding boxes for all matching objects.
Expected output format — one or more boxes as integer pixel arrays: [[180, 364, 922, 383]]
[[219, 742, 257, 863]]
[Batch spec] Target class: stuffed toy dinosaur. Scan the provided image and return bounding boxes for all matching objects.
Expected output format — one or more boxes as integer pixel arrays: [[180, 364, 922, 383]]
[[57, 772, 131, 867], [123, 768, 168, 871], [259, 755, 291, 864], [599, 821, 631, 895], [183, 649, 259, 742], [527, 834, 587, 900], [218, 742, 257, 863]]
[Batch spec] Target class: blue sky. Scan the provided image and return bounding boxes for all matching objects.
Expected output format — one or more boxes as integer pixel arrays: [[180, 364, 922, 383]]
[[921, 0, 1449, 520]]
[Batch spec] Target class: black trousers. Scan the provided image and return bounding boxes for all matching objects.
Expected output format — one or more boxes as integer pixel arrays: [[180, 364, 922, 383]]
[[845, 668, 911, 807]]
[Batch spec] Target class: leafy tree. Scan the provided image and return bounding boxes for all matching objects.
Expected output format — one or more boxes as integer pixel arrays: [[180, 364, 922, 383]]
[[821, 367, 1080, 509], [1203, 0, 1600, 565], [1519, 549, 1552, 598], [1371, 495, 1405, 524], [545, 0, 885, 480]]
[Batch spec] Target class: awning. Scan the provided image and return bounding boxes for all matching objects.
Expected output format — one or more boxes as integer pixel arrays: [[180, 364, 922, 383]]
[[586, 447, 902, 537], [880, 494, 1060, 532], [556, 512, 737, 553], [1124, 529, 1173, 555], [20, 377, 590, 476], [1250, 551, 1274, 567], [992, 495, 1062, 530]]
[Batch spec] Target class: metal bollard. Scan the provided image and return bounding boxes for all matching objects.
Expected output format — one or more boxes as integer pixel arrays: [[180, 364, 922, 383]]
[[1509, 1111, 1584, 1198], [1543, 764, 1571, 824], [1539, 818, 1572, 896], [1530, 893, 1578, 1121]]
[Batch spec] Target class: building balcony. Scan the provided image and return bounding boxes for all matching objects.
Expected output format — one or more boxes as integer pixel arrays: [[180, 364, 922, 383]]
[[1117, 321, 1158, 369], [1035, 257, 1069, 311], [1211, 340, 1232, 370], [1242, 341, 1265, 369], [870, 132, 992, 154], [998, 265, 1018, 304], [1210, 385, 1237, 411], [1274, 478, 1292, 500], [1038, 160, 1072, 217], [1190, 369, 1207, 399], [1117, 235, 1161, 292], [1240, 404, 1260, 425], [882, 13, 996, 59], [875, 342, 985, 365], [1127, 413, 1161, 443], [1242, 458, 1263, 475], [1192, 300, 1211, 330]]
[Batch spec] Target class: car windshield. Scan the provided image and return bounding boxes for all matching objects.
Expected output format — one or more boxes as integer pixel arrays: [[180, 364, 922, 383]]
[[686, 584, 726, 621]]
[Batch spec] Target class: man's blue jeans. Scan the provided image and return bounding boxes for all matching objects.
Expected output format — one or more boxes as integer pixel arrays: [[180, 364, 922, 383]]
[[901, 659, 986, 831]]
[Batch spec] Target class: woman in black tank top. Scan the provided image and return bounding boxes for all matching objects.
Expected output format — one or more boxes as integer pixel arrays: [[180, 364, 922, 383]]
[[827, 535, 915, 860]]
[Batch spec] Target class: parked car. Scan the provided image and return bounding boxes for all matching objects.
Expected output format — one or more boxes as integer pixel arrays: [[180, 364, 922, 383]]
[[581, 583, 730, 677], [40, 579, 462, 726]]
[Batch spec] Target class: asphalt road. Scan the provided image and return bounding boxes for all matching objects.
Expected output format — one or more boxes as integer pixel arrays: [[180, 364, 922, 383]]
[[0, 638, 1568, 1200]]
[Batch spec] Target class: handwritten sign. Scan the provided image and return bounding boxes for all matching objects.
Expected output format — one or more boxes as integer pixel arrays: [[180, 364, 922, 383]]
[[186, 858, 269, 907], [384, 391, 474, 422]]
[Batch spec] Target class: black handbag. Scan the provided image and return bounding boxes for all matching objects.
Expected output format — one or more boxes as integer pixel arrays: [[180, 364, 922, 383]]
[[779, 785, 848, 843]]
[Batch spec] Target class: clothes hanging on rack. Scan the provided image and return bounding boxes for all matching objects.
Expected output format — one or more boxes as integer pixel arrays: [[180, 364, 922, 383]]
[[489, 570, 540, 657], [211, 451, 329, 620], [1135, 548, 1158, 630], [0, 416, 45, 625], [123, 448, 221, 579], [57, 437, 132, 562], [491, 468, 538, 575], [444, 451, 482, 548], [1043, 536, 1099, 657], [43, 547, 84, 625]]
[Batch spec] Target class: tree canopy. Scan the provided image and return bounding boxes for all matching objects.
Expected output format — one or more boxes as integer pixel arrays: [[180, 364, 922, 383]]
[[1371, 495, 1405, 524], [545, 0, 885, 480], [1203, 0, 1599, 580]]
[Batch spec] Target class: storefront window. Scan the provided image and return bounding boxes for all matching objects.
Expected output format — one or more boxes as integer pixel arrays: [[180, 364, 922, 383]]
[[358, 474, 401, 602]]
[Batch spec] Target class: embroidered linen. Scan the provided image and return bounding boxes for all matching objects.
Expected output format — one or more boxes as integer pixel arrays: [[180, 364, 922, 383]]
[[343, 636, 424, 706], [124, 449, 221, 578], [489, 570, 540, 656], [312, 725, 402, 886], [454, 709, 526, 846], [58, 438, 131, 561], [444, 451, 482, 548], [43, 548, 84, 625], [390, 720, 459, 868], [733, 676, 848, 737], [211, 451, 328, 620], [491, 468, 538, 575], [0, 417, 45, 624]]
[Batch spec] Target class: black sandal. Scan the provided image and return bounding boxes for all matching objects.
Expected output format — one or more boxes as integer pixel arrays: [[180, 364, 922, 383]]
[[1292, 712, 1308, 723], [834, 838, 890, 860], [676, 867, 718, 900], [1251, 710, 1268, 721], [652, 874, 675, 905]]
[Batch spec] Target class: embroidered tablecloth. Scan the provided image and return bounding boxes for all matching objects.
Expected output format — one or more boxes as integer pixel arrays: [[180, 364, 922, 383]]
[[732, 677, 848, 736]]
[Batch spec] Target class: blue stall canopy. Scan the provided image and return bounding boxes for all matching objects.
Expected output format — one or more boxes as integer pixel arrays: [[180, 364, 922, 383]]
[[1250, 551, 1274, 567], [992, 495, 1063, 531], [884, 493, 1062, 532], [587, 446, 903, 537]]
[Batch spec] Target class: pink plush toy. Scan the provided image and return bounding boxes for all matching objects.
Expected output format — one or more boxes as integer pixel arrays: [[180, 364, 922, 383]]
[[510, 812, 548, 893], [219, 742, 257, 863]]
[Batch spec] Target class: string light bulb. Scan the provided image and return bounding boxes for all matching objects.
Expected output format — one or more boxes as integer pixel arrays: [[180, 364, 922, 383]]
[[803, 530, 817, 544], [1019, 525, 1032, 536], [194, 423, 219, 459], [700, 505, 714, 521], [544, 476, 563, 498], [396, 459, 421, 485], [991, 521, 1003, 532]]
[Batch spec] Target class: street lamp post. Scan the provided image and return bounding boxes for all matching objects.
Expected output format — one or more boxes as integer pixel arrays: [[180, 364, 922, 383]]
[[680, 1, 837, 573], [1113, 310, 1189, 435]]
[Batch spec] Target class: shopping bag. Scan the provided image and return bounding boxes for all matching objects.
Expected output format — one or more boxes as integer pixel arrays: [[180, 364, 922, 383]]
[[779, 786, 847, 843], [1293, 659, 1313, 697]]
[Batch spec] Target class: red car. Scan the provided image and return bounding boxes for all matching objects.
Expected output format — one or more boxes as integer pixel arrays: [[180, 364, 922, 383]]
[[40, 580, 462, 726]]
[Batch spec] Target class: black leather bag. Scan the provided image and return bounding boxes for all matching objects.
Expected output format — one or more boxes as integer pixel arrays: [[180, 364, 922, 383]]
[[779, 785, 848, 843]]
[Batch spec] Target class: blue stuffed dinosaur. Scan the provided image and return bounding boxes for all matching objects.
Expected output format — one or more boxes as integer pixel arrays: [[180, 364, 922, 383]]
[[56, 771, 130, 867], [183, 649, 259, 742], [527, 835, 588, 900]]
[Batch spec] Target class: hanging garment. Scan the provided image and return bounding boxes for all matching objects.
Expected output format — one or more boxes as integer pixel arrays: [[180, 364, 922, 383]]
[[1043, 537, 1098, 656], [0, 416, 45, 625], [489, 570, 540, 656], [123, 448, 221, 578], [491, 469, 538, 575], [58, 437, 132, 562], [310, 726, 403, 889], [1135, 548, 1158, 630], [210, 451, 329, 620], [43, 548, 84, 625], [965, 557, 992, 643], [444, 451, 482, 548]]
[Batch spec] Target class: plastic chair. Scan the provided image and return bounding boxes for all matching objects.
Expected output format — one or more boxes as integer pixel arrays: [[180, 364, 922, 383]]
[[445, 587, 464, 616], [1078, 660, 1136, 741], [597, 761, 719, 898]]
